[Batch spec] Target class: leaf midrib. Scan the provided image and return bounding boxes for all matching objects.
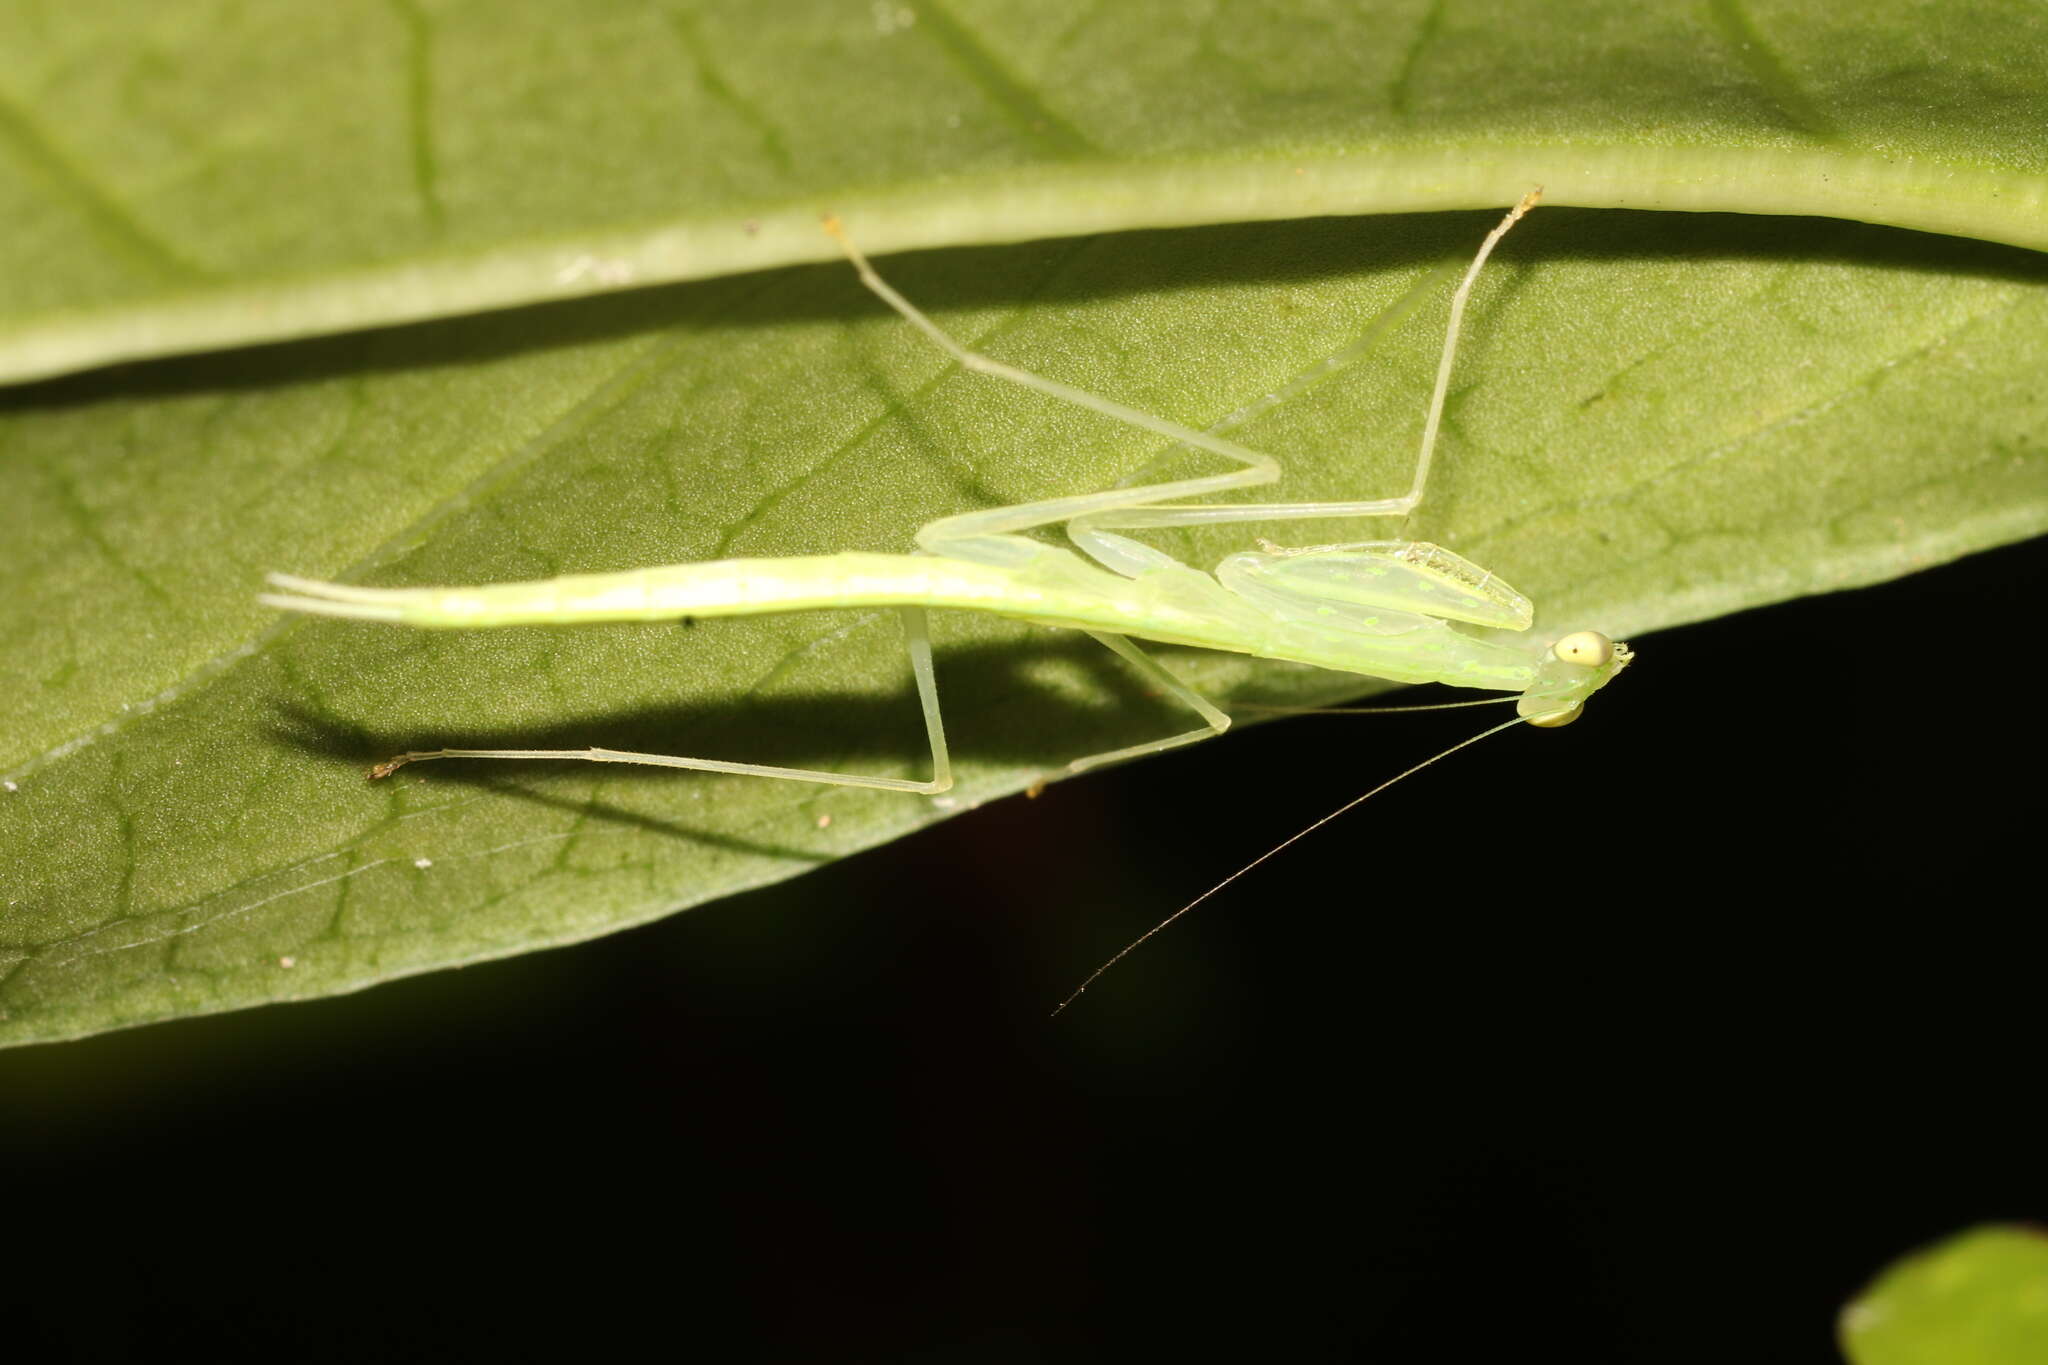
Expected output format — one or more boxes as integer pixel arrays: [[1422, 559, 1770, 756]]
[[6, 142, 2047, 385]]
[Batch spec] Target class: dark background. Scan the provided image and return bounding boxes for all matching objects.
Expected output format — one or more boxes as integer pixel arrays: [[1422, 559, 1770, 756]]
[[4, 535, 2042, 1363]]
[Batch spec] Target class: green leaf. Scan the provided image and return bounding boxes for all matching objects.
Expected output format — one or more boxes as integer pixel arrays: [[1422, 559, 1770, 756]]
[[1842, 1226, 2048, 1365], [3, 0, 2048, 1044], [3, 0, 2047, 381]]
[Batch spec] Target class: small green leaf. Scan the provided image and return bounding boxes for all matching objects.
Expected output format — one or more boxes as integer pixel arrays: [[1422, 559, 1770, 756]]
[[1842, 1226, 2048, 1365]]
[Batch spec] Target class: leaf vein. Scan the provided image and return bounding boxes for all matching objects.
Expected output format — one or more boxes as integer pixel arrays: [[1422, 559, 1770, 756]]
[[902, 0, 1102, 160], [1707, 0, 1841, 142], [661, 5, 796, 178], [386, 0, 449, 232], [0, 79, 204, 280]]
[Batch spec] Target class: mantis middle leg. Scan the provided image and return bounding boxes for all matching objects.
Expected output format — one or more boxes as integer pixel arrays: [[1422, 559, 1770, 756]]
[[1065, 631, 1233, 775]]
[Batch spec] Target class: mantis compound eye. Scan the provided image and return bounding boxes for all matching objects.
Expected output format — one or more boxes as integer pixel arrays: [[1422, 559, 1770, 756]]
[[1551, 630, 1614, 667]]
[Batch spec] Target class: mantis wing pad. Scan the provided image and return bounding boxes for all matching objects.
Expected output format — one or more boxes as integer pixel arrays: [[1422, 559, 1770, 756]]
[[1216, 542, 1534, 631]]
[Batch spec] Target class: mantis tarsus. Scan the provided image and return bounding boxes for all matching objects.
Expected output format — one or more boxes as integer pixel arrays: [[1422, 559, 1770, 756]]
[[264, 190, 1634, 998]]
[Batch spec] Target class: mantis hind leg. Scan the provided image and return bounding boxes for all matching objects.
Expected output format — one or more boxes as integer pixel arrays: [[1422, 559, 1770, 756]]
[[1062, 632, 1231, 776], [824, 216, 1282, 548], [1067, 188, 1544, 544], [367, 608, 954, 794], [827, 191, 1541, 559]]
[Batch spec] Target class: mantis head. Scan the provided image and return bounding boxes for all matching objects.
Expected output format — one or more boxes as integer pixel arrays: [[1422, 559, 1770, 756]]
[[1517, 630, 1633, 727]]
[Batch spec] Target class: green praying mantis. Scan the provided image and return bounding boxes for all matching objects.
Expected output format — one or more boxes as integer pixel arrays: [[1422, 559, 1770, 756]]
[[264, 189, 1633, 1003]]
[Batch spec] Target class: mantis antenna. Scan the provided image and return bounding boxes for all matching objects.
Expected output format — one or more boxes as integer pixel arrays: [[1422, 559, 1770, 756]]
[[1050, 711, 1536, 1017]]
